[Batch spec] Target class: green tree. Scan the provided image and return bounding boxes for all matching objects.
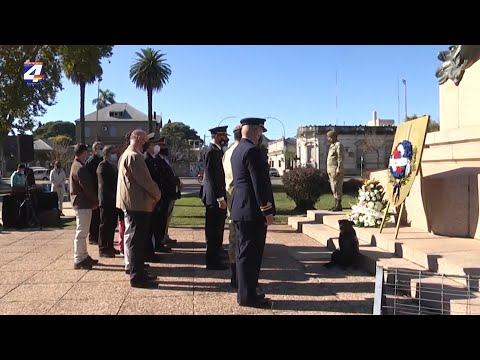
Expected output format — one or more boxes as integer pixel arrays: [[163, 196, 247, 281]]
[[60, 45, 114, 144], [0, 45, 63, 136], [160, 122, 200, 162], [92, 89, 116, 109], [405, 114, 440, 133], [130, 48, 171, 133], [33, 121, 75, 141], [49, 134, 73, 145]]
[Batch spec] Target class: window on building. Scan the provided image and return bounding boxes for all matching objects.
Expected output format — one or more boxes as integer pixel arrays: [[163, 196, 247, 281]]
[[109, 111, 123, 117], [278, 160, 282, 168]]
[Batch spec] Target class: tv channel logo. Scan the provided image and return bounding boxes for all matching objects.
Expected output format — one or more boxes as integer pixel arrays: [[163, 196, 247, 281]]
[[23, 62, 45, 84]]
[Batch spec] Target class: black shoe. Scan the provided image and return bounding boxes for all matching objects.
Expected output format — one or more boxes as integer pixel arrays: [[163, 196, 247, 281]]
[[238, 298, 272, 309], [125, 265, 151, 274], [85, 256, 98, 265], [155, 246, 172, 253], [99, 251, 115, 258], [256, 292, 266, 299], [144, 272, 157, 281], [206, 263, 229, 270], [130, 280, 158, 289], [74, 258, 93, 270]]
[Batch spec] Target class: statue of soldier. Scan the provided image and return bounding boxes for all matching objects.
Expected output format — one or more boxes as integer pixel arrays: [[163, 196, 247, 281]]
[[326, 130, 345, 211]]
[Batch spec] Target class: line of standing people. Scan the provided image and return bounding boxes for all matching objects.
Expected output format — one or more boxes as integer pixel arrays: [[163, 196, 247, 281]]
[[69, 130, 182, 288]]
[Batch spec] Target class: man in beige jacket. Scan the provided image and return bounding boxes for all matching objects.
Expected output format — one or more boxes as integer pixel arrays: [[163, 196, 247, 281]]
[[117, 129, 162, 288]]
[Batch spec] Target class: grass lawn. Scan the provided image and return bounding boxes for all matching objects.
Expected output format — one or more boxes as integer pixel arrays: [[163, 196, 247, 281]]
[[170, 186, 357, 227]]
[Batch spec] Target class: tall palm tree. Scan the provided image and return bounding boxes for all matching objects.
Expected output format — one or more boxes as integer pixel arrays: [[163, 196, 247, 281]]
[[60, 45, 113, 144], [92, 89, 116, 109], [130, 48, 171, 133]]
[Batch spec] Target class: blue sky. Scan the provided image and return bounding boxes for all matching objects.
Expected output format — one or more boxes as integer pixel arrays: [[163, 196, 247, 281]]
[[37, 45, 448, 141]]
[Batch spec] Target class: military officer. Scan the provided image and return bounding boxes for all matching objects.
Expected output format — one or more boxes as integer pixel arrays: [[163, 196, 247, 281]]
[[202, 125, 229, 270], [222, 124, 242, 288], [231, 117, 275, 309], [326, 130, 345, 211]]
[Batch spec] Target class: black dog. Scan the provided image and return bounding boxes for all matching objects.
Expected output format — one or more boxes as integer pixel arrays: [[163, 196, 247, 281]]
[[324, 219, 360, 269]]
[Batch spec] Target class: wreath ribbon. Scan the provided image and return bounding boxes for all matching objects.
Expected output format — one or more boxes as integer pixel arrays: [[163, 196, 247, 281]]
[[393, 181, 401, 203]]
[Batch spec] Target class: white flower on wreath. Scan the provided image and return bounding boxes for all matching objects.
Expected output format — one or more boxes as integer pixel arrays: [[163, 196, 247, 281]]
[[367, 201, 374, 209], [376, 193, 382, 200], [373, 189, 378, 194], [374, 201, 383, 211], [370, 184, 374, 189], [405, 160, 411, 177]]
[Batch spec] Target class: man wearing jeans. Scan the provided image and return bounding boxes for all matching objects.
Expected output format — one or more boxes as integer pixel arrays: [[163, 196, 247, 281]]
[[69, 144, 99, 270]]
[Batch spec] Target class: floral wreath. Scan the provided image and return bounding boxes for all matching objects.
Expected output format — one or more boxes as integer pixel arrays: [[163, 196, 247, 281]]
[[388, 140, 417, 202]]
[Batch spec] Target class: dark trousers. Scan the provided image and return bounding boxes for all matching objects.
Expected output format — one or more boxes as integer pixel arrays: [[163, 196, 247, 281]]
[[98, 206, 116, 252], [205, 204, 227, 265], [154, 198, 170, 250], [125, 211, 151, 283], [89, 207, 100, 243], [235, 220, 267, 305]]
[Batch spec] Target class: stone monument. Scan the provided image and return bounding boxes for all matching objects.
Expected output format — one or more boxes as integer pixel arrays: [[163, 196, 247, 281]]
[[371, 45, 480, 239]]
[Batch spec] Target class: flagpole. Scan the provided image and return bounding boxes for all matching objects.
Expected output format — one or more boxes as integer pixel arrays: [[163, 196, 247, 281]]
[[397, 77, 400, 125]]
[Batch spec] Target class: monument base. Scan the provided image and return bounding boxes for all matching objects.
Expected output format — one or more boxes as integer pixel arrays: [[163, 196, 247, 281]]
[[371, 125, 480, 240]]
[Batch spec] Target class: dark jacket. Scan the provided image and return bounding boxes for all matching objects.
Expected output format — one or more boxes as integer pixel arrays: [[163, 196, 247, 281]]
[[85, 154, 103, 194], [230, 138, 276, 222], [201, 143, 226, 206], [96, 159, 118, 208]]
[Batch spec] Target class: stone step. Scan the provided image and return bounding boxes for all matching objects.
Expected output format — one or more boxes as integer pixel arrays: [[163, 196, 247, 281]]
[[301, 223, 427, 276], [287, 216, 318, 231], [408, 276, 480, 315], [450, 296, 480, 315], [318, 217, 480, 289], [298, 222, 480, 314], [306, 209, 348, 221]]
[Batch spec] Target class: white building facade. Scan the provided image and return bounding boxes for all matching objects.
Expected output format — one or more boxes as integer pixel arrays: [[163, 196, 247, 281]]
[[267, 138, 297, 176], [296, 123, 396, 176]]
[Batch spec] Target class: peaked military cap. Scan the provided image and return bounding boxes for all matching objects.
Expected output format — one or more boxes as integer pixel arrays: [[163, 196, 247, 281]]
[[208, 126, 229, 135], [240, 117, 268, 132]]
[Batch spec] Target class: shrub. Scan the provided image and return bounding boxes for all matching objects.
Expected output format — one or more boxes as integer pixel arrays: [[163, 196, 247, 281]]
[[343, 178, 363, 194], [282, 168, 329, 212]]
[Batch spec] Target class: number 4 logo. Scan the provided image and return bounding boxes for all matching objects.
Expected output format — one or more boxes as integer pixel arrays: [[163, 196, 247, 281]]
[[24, 62, 45, 83]]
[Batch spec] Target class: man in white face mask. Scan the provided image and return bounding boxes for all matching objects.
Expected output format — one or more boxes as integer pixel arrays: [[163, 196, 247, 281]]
[[85, 141, 104, 246], [144, 133, 171, 260]]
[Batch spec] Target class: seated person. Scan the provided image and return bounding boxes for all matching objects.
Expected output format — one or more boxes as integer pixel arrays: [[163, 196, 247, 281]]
[[10, 163, 26, 194]]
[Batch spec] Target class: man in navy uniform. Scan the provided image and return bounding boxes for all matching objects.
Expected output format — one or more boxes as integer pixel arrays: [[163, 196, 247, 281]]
[[202, 125, 229, 270], [231, 118, 275, 309]]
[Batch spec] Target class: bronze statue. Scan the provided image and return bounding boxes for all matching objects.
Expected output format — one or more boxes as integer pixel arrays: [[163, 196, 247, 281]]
[[435, 45, 480, 86]]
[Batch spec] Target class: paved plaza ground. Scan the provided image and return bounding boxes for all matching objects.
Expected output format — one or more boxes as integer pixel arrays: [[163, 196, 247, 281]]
[[0, 224, 375, 315]]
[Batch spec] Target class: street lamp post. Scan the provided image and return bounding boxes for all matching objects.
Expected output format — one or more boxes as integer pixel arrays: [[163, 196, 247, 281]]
[[95, 77, 102, 141], [217, 116, 237, 127], [402, 79, 408, 121], [265, 117, 286, 173]]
